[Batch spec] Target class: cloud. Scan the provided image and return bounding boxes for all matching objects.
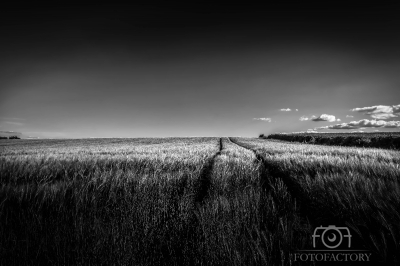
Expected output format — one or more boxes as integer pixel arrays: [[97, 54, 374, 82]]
[[0, 117, 25, 121], [315, 119, 400, 130], [351, 130, 364, 133], [296, 109, 299, 111], [253, 117, 272, 122], [346, 115, 354, 118], [24, 131, 66, 138], [0, 130, 22, 134], [280, 108, 291, 111], [352, 105, 391, 113], [311, 114, 337, 122], [351, 104, 400, 119], [290, 130, 319, 133], [299, 115, 311, 121], [384, 121, 400, 128], [371, 113, 397, 119], [3, 121, 24, 126]]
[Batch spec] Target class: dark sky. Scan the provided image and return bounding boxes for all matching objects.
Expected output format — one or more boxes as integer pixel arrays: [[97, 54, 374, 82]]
[[1, 3, 399, 138]]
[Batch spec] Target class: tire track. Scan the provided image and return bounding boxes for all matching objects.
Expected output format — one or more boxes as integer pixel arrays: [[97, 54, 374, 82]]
[[228, 137, 366, 228], [193, 137, 223, 205], [156, 138, 223, 263], [177, 138, 223, 263], [228, 137, 316, 223], [228, 138, 395, 262], [228, 137, 278, 192]]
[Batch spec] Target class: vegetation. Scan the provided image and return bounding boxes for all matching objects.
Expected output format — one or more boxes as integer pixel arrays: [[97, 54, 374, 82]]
[[0, 138, 218, 265], [0, 136, 20, 139], [231, 137, 400, 263], [1, 137, 399, 264], [265, 132, 400, 149]]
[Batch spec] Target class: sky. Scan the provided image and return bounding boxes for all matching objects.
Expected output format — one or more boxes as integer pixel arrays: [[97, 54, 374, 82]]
[[1, 3, 400, 138]]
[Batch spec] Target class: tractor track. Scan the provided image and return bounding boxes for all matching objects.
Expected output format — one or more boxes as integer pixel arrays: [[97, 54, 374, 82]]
[[154, 137, 224, 263], [193, 137, 223, 205], [228, 137, 373, 228], [228, 137, 320, 225], [227, 137, 398, 260]]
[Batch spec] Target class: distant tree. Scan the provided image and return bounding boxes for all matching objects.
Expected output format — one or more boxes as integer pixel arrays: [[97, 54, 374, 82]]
[[9, 136, 20, 139], [0, 136, 7, 139], [259, 134, 265, 138]]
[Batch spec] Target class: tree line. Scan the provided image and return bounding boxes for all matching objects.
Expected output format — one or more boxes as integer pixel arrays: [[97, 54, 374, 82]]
[[0, 136, 20, 139]]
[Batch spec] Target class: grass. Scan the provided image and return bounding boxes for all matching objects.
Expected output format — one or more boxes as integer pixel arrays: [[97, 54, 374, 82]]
[[1, 137, 399, 265], [0, 138, 218, 265], [231, 137, 400, 263]]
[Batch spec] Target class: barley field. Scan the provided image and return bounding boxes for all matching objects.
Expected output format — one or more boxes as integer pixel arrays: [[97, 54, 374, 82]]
[[0, 137, 399, 265]]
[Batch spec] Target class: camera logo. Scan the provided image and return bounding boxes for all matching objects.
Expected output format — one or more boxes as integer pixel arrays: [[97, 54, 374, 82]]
[[312, 225, 352, 249]]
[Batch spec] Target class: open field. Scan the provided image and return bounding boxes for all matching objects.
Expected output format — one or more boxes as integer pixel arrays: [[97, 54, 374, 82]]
[[230, 138, 400, 263], [1, 137, 399, 265]]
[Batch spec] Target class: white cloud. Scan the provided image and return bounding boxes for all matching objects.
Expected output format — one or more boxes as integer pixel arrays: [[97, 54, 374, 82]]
[[369, 113, 397, 119], [299, 115, 310, 121], [4, 121, 24, 126], [253, 117, 272, 122], [351, 130, 364, 133], [280, 108, 291, 111], [23, 131, 66, 138], [0, 117, 25, 121], [296, 109, 299, 111], [346, 115, 354, 118], [299, 115, 317, 121], [384, 121, 400, 128], [311, 114, 336, 122], [336, 119, 341, 122], [352, 105, 391, 113], [315, 119, 400, 130], [351, 104, 400, 119], [289, 130, 319, 133], [0, 130, 19, 133]]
